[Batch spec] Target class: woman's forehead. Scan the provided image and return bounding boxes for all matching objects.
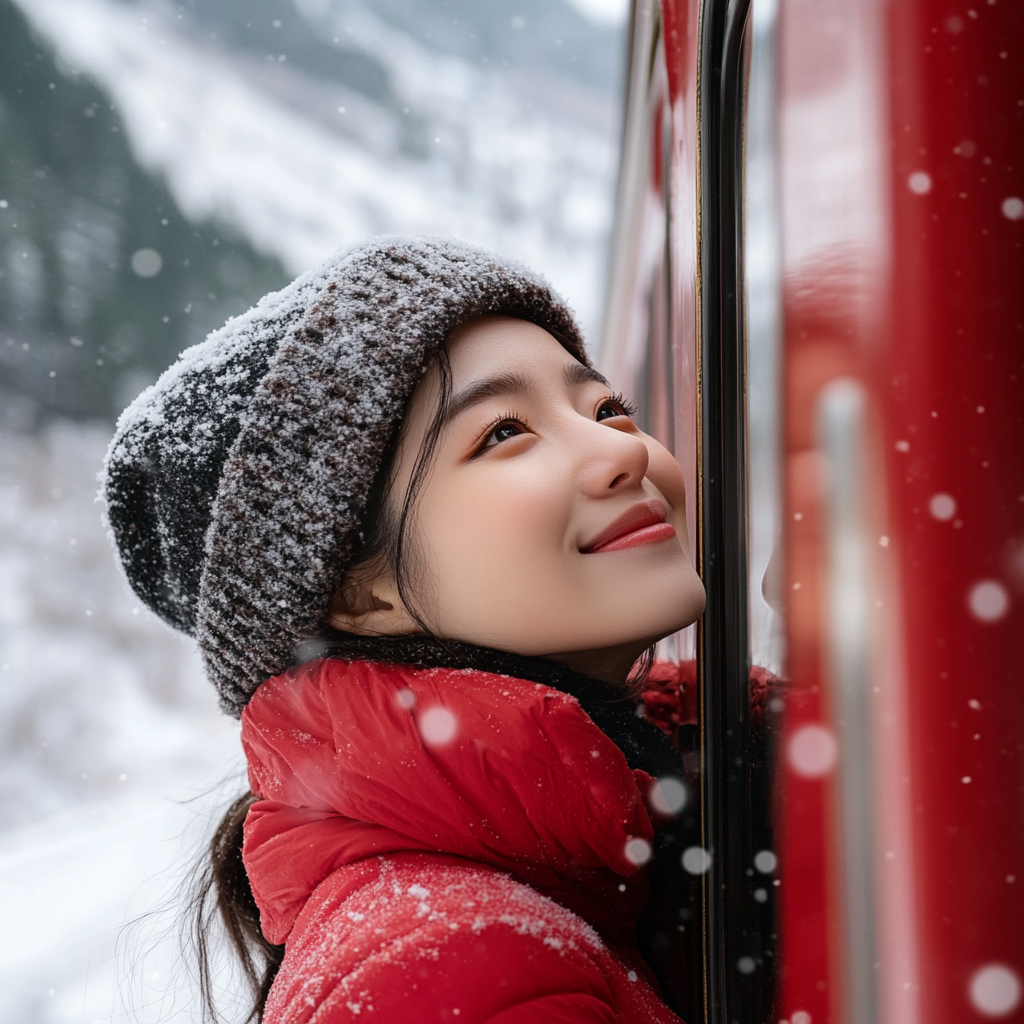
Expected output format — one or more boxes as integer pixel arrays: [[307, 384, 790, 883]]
[[446, 316, 584, 381]]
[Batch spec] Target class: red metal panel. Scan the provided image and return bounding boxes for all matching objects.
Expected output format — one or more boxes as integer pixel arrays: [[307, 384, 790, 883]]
[[777, 0, 1024, 1021], [884, 2, 1024, 1021], [776, 0, 892, 1018]]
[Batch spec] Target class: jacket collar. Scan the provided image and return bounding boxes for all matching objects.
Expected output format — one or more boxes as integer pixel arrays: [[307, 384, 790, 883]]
[[295, 633, 683, 777], [241, 657, 659, 946]]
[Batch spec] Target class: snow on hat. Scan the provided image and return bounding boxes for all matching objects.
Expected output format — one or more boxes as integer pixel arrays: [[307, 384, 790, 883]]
[[102, 236, 587, 715]]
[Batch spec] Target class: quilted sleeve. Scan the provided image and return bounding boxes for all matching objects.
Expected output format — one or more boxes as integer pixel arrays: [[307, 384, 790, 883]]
[[307, 922, 641, 1023], [265, 856, 681, 1024]]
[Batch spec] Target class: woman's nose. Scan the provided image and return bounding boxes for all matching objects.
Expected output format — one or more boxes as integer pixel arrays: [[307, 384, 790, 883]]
[[575, 419, 651, 497]]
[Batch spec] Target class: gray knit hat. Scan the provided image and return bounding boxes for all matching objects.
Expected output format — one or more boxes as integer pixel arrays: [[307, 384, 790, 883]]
[[102, 237, 587, 715]]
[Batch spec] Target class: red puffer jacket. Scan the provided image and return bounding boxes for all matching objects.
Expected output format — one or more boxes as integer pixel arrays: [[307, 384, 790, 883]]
[[241, 658, 686, 1024]]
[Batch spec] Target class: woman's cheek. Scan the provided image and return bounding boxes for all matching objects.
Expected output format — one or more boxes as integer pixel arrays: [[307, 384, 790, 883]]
[[428, 474, 563, 589], [427, 486, 567, 640]]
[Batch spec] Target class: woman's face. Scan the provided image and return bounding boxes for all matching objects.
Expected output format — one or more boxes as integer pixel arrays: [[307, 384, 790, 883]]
[[331, 316, 706, 683]]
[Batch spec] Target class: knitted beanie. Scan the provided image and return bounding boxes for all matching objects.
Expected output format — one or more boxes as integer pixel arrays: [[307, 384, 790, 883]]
[[102, 237, 587, 716]]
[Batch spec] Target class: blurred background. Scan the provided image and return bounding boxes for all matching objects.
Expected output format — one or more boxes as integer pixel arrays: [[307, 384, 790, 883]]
[[0, 0, 628, 1019]]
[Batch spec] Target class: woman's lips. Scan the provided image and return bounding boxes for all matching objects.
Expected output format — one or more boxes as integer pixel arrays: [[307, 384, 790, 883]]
[[582, 500, 677, 554]]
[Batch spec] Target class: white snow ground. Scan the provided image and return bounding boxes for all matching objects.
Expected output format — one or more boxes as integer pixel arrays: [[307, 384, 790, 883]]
[[0, 789, 246, 1024]]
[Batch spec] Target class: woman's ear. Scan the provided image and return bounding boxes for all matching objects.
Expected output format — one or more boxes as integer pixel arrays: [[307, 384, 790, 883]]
[[327, 576, 421, 636]]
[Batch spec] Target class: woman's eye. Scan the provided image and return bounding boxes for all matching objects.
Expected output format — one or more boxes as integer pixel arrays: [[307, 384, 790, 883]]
[[596, 397, 634, 422], [482, 419, 526, 448]]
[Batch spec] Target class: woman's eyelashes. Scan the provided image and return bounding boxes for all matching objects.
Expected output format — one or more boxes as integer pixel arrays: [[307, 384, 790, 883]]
[[596, 392, 639, 422], [476, 414, 529, 452], [471, 393, 640, 456]]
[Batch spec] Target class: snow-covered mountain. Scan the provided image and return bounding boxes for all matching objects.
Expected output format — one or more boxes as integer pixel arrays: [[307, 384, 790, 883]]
[[6, 0, 621, 415], [18, 0, 619, 274]]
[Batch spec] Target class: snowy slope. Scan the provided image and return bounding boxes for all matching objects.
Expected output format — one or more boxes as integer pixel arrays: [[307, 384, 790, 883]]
[[0, 422, 242, 1023], [13, 0, 617, 335], [0, 423, 238, 828]]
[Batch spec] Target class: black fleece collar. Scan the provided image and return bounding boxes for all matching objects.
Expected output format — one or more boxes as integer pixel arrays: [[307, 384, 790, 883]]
[[296, 631, 683, 780]]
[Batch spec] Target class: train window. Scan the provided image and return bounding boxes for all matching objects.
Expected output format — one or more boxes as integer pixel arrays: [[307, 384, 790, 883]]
[[601, 4, 703, 1013], [602, 0, 780, 1019]]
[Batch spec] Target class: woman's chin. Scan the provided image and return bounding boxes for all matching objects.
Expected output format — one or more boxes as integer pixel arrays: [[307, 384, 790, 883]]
[[619, 569, 706, 641]]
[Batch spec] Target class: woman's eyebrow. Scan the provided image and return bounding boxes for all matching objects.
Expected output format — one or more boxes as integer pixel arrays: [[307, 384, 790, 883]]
[[563, 362, 610, 389], [444, 362, 611, 426], [444, 371, 533, 424]]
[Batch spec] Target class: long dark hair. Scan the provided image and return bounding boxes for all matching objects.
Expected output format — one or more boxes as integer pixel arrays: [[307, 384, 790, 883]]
[[187, 328, 660, 1023], [185, 792, 282, 1023]]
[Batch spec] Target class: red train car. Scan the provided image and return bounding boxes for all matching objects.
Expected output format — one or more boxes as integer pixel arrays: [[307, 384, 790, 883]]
[[601, 1, 1024, 1022]]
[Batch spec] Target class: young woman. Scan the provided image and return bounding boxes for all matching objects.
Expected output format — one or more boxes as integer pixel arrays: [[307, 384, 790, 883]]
[[104, 237, 707, 1023]]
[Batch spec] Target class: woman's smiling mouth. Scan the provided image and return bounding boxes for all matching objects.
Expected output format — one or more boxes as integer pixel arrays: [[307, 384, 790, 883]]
[[582, 499, 677, 554]]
